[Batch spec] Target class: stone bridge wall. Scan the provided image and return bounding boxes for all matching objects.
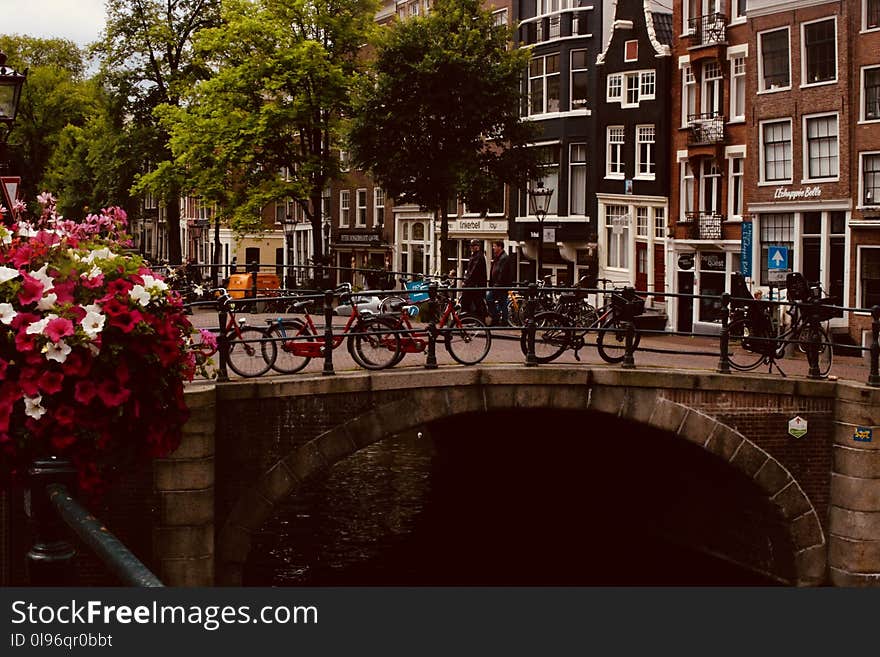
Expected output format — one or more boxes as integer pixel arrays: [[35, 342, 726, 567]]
[[151, 367, 880, 587]]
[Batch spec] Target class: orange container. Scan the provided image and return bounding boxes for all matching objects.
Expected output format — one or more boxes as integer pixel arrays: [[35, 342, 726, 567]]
[[227, 273, 281, 299]]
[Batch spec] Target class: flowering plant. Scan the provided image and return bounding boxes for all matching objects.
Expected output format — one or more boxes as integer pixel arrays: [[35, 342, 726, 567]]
[[0, 194, 210, 495]]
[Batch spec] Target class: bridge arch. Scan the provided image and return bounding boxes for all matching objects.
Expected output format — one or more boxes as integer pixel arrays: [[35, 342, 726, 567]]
[[215, 371, 826, 586]]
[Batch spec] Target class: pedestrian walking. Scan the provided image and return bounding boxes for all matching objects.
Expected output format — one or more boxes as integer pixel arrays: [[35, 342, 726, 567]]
[[487, 240, 513, 325], [461, 239, 487, 317]]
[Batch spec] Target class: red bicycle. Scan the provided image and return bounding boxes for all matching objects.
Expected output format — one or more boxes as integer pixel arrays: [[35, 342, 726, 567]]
[[263, 283, 401, 373]]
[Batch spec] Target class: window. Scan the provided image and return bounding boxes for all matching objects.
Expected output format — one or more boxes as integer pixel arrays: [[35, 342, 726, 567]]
[[607, 127, 625, 178], [701, 60, 723, 116], [339, 190, 350, 227], [636, 206, 649, 237], [761, 120, 792, 183], [492, 8, 508, 27], [860, 248, 880, 308], [356, 189, 367, 226], [682, 65, 696, 127], [868, 0, 880, 30], [700, 160, 721, 215], [729, 157, 744, 220], [759, 28, 790, 91], [680, 161, 695, 219], [607, 73, 622, 101], [529, 55, 560, 115], [374, 188, 385, 226], [654, 207, 666, 239], [732, 0, 747, 22], [636, 125, 655, 179], [805, 114, 839, 180], [569, 143, 587, 215], [730, 56, 746, 120], [803, 18, 836, 85], [549, 15, 561, 39], [640, 70, 656, 99], [401, 222, 429, 276], [339, 150, 350, 171], [864, 67, 880, 121], [863, 153, 880, 206], [605, 205, 629, 269], [571, 50, 588, 109], [625, 40, 638, 62], [534, 144, 560, 215], [759, 214, 794, 285]]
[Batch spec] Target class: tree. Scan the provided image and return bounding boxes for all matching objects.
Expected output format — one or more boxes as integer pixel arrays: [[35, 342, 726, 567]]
[[158, 0, 379, 265], [348, 0, 539, 272], [0, 35, 95, 203], [95, 0, 221, 265]]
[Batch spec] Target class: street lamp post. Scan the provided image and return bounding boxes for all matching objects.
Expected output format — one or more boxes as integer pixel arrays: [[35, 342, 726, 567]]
[[322, 218, 332, 288], [528, 183, 554, 283], [282, 213, 298, 289], [0, 50, 27, 185]]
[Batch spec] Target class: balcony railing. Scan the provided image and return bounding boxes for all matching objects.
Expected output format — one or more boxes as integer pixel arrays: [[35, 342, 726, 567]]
[[687, 12, 727, 48], [681, 212, 724, 240], [687, 113, 726, 146]]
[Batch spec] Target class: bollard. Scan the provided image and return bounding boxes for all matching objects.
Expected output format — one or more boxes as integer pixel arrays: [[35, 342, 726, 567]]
[[525, 283, 538, 367], [322, 289, 335, 376], [26, 458, 78, 586], [425, 282, 439, 370], [869, 306, 880, 387], [622, 320, 636, 369], [717, 292, 731, 374], [216, 301, 230, 383], [805, 305, 822, 379]]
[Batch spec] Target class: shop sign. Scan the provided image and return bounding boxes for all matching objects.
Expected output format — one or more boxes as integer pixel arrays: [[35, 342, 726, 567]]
[[338, 231, 381, 244], [451, 219, 507, 233], [774, 186, 821, 201], [677, 254, 694, 270], [788, 416, 808, 439], [700, 252, 726, 271], [853, 426, 873, 443], [740, 221, 753, 278]]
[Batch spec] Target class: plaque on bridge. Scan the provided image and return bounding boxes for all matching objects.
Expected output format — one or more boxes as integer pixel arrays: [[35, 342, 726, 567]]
[[788, 416, 808, 439]]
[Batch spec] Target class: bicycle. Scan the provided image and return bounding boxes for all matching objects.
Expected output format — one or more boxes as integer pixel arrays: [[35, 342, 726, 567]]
[[727, 272, 833, 376], [372, 278, 492, 366], [189, 288, 276, 378], [520, 280, 643, 364], [263, 283, 401, 373]]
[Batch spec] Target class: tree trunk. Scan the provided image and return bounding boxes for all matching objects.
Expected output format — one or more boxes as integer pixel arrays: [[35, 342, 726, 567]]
[[439, 203, 449, 277], [165, 183, 182, 265]]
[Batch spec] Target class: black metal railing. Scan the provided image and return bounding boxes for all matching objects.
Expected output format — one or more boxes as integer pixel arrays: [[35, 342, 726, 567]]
[[25, 458, 163, 587], [687, 12, 727, 47], [681, 212, 724, 239], [687, 112, 726, 145]]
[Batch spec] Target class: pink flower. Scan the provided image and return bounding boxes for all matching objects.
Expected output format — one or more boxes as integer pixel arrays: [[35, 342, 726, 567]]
[[38, 370, 64, 395], [96, 379, 131, 406], [51, 434, 76, 450], [17, 273, 44, 306], [74, 380, 97, 404], [107, 308, 143, 333], [44, 317, 74, 342], [52, 279, 76, 303]]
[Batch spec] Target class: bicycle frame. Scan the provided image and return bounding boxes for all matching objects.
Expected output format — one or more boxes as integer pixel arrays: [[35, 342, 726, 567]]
[[275, 300, 364, 358]]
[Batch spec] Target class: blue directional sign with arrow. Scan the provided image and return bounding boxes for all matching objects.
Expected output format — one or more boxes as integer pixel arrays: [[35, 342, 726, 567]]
[[767, 245, 790, 283]]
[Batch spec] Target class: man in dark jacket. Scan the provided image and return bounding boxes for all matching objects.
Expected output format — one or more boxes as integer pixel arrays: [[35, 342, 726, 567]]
[[461, 239, 487, 316], [487, 240, 514, 325]]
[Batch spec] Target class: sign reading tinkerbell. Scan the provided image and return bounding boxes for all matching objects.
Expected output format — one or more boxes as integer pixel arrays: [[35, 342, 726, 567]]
[[788, 416, 808, 439]]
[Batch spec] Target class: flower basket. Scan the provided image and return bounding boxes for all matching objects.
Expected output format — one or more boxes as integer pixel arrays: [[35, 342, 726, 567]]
[[0, 195, 208, 496]]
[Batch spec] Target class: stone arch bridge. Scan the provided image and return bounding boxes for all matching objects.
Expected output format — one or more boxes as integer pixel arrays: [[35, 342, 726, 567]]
[[153, 367, 880, 587]]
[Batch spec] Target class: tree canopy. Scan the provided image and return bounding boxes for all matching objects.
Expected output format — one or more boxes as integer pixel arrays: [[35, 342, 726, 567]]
[[348, 0, 538, 269]]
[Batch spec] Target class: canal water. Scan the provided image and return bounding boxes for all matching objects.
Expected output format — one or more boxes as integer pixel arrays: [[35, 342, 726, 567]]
[[244, 410, 784, 586]]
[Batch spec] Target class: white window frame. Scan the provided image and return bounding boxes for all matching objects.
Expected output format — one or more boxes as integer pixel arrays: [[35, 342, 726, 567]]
[[681, 64, 696, 128], [636, 206, 649, 237], [374, 188, 385, 227], [624, 40, 638, 63], [339, 150, 350, 172], [606, 126, 625, 180], [759, 118, 793, 185], [729, 54, 746, 122], [680, 159, 695, 220], [727, 154, 745, 222], [701, 60, 723, 116], [800, 16, 838, 88], [608, 70, 656, 108], [604, 204, 630, 270], [802, 112, 839, 183], [860, 151, 880, 208], [865, 0, 880, 32], [757, 26, 791, 93], [339, 189, 350, 227], [569, 143, 587, 216], [857, 246, 880, 313], [731, 0, 747, 24], [529, 54, 561, 116], [654, 207, 666, 239], [607, 73, 623, 102], [356, 188, 368, 227], [635, 125, 656, 180], [570, 49, 588, 110], [861, 65, 880, 123]]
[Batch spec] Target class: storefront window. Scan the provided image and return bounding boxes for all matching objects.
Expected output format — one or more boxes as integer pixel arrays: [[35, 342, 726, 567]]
[[759, 213, 794, 285], [861, 248, 880, 308], [698, 252, 726, 322]]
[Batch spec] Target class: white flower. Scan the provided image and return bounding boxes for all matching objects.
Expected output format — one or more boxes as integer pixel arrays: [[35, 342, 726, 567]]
[[26, 317, 51, 335], [24, 395, 47, 420], [44, 339, 72, 364], [36, 292, 58, 311], [0, 302, 16, 325], [129, 284, 151, 306], [83, 303, 102, 315], [30, 264, 55, 292], [141, 275, 168, 293], [16, 222, 37, 238], [85, 265, 102, 280], [0, 266, 19, 284], [80, 309, 106, 338], [83, 247, 114, 264]]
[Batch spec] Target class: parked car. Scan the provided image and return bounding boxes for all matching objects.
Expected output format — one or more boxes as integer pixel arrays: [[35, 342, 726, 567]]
[[333, 295, 385, 317]]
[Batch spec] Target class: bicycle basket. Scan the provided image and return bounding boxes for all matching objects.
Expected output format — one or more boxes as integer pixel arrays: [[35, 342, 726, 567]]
[[611, 288, 646, 320]]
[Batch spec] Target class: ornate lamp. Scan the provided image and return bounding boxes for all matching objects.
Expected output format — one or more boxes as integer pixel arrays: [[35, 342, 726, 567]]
[[528, 183, 554, 282]]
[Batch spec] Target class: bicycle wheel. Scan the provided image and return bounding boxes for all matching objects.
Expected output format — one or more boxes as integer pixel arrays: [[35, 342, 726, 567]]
[[379, 295, 407, 314], [507, 299, 523, 327], [519, 311, 569, 364], [348, 317, 401, 370], [726, 318, 766, 371], [265, 318, 312, 374], [805, 324, 833, 377], [596, 316, 641, 364], [445, 316, 491, 365], [227, 326, 276, 377]]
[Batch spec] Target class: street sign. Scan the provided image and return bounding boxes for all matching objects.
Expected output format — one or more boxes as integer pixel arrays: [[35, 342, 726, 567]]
[[543, 227, 556, 243], [767, 245, 790, 283], [740, 222, 753, 278], [853, 426, 873, 443], [788, 416, 808, 439], [0, 176, 20, 216]]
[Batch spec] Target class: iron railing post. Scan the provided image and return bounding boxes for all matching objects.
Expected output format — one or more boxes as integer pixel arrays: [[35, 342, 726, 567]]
[[869, 305, 880, 387], [717, 292, 731, 373], [322, 289, 335, 376], [622, 320, 636, 369], [26, 458, 77, 586], [425, 282, 439, 370], [525, 283, 538, 367], [216, 300, 230, 383], [806, 303, 822, 379]]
